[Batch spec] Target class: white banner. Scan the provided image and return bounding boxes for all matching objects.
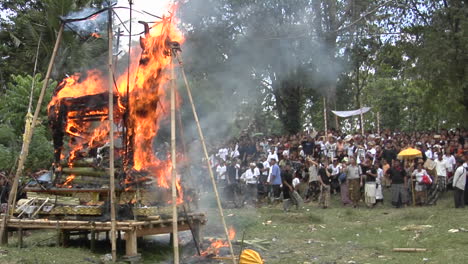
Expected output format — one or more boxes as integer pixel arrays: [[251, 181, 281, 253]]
[[331, 107, 371, 118]]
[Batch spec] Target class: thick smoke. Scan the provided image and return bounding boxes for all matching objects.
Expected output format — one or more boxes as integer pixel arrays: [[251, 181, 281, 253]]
[[61, 8, 108, 37], [177, 0, 340, 143]]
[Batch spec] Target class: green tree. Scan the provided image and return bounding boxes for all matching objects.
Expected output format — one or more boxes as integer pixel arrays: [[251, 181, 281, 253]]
[[0, 74, 56, 172]]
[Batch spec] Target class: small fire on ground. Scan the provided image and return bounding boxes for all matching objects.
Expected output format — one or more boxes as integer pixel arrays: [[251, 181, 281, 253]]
[[200, 226, 236, 257]]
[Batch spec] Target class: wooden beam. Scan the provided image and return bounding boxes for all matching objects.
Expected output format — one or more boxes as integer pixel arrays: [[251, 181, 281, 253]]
[[124, 229, 138, 257], [135, 224, 190, 237], [107, 7, 117, 262], [170, 47, 179, 264]]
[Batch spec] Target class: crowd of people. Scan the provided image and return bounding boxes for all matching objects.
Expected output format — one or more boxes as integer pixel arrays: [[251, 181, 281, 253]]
[[208, 129, 468, 211]]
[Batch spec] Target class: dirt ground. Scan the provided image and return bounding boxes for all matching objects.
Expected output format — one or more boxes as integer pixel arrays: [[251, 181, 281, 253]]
[[0, 191, 467, 264]]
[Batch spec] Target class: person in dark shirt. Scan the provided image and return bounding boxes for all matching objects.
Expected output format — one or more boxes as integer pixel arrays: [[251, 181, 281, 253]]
[[386, 160, 408, 208], [318, 161, 331, 208], [382, 142, 397, 164], [302, 137, 315, 156], [226, 160, 238, 184], [362, 159, 377, 207], [281, 164, 295, 212]]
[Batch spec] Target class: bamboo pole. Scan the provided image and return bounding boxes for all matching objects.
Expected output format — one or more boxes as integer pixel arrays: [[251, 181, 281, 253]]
[[27, 33, 42, 113], [170, 51, 180, 264], [0, 23, 64, 244], [323, 97, 327, 136], [174, 52, 236, 264], [334, 101, 339, 131], [107, 8, 117, 262], [393, 248, 427, 252], [359, 100, 365, 135], [377, 111, 380, 135]]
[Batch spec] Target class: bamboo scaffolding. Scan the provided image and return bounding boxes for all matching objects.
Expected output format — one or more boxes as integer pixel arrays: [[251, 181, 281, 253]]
[[170, 50, 180, 264], [174, 52, 236, 264], [107, 8, 117, 262], [359, 100, 365, 135], [0, 23, 65, 244]]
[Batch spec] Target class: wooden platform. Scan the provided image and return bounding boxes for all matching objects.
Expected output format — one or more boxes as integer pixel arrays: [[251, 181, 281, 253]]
[[3, 212, 206, 258]]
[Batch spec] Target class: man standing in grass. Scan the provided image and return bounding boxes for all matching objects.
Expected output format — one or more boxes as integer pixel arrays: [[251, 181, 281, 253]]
[[435, 154, 449, 192], [452, 159, 466, 208], [386, 160, 408, 208], [269, 158, 282, 203], [318, 161, 331, 209], [346, 158, 361, 208]]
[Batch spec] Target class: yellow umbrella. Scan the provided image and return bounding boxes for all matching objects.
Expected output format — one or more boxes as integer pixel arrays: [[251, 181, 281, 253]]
[[397, 147, 422, 207], [397, 148, 422, 160]]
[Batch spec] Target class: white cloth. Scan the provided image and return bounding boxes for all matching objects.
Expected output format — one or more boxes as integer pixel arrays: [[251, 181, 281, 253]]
[[376, 168, 384, 200], [242, 168, 260, 184], [299, 149, 305, 158], [216, 165, 227, 180], [412, 169, 428, 192], [308, 165, 319, 182], [262, 161, 270, 176], [435, 159, 449, 177], [443, 155, 456, 173], [230, 148, 239, 159], [292, 178, 301, 188], [356, 147, 366, 164], [365, 182, 376, 204], [267, 166, 273, 184], [331, 107, 371, 118], [217, 148, 229, 161], [325, 142, 336, 159], [425, 149, 433, 160], [267, 151, 278, 163], [452, 166, 466, 190]]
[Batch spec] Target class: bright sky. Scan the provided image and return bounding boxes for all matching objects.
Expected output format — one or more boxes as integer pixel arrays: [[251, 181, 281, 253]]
[[113, 0, 173, 50], [115, 0, 173, 28]]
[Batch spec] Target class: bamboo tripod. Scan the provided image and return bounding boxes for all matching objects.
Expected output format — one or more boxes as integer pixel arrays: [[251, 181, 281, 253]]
[[107, 8, 118, 262], [173, 50, 236, 264], [170, 50, 180, 264]]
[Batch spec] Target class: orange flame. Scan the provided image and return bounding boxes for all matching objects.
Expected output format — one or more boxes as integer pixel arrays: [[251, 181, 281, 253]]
[[48, 6, 184, 197], [90, 32, 101, 38], [59, 174, 76, 189], [201, 227, 236, 257]]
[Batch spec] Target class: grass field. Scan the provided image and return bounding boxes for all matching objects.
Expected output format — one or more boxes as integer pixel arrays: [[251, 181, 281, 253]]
[[0, 191, 467, 264]]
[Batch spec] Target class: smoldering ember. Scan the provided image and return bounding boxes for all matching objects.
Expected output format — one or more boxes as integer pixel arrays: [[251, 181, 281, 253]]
[[0, 1, 466, 264]]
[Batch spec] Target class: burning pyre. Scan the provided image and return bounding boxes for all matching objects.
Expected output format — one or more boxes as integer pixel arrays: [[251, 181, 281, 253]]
[[47, 8, 184, 206]]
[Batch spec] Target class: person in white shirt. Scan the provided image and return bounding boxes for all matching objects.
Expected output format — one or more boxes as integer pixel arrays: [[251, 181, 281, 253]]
[[242, 163, 260, 184], [298, 145, 305, 158], [217, 147, 229, 161], [412, 161, 429, 205], [267, 147, 278, 163], [346, 141, 355, 158], [375, 163, 384, 204], [442, 150, 456, 174], [434, 154, 449, 192], [241, 163, 260, 204], [325, 137, 337, 161], [425, 148, 433, 160], [229, 144, 240, 159], [452, 159, 466, 208], [216, 161, 227, 185]]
